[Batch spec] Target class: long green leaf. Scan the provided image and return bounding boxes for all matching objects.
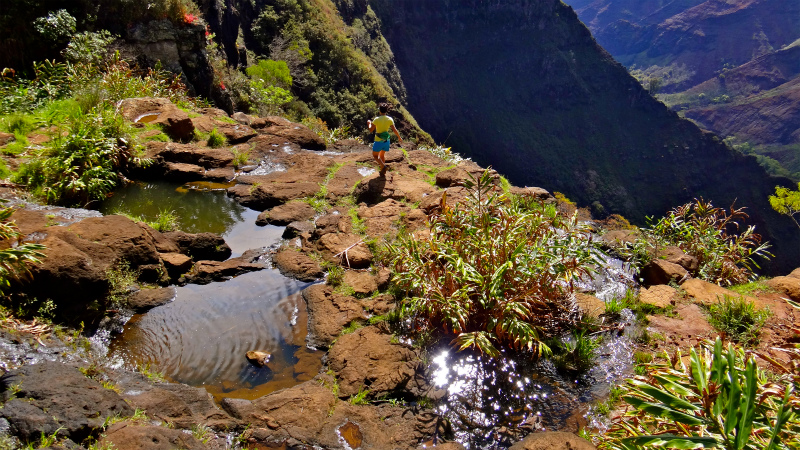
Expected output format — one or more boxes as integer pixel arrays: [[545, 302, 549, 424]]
[[631, 381, 702, 412], [620, 435, 720, 449], [623, 396, 706, 426]]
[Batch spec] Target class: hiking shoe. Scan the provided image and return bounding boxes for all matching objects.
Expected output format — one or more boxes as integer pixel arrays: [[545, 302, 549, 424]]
[[379, 165, 387, 176]]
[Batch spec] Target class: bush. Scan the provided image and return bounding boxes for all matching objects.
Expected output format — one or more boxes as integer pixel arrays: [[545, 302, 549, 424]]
[[706, 295, 770, 346], [621, 199, 772, 285], [387, 170, 604, 357], [14, 107, 145, 206], [598, 339, 798, 450]]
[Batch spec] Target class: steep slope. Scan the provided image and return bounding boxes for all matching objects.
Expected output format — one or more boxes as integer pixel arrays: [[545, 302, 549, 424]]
[[585, 0, 800, 93], [361, 0, 798, 273]]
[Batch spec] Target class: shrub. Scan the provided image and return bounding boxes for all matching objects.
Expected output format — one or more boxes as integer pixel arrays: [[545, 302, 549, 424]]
[[622, 199, 772, 285], [387, 170, 604, 357], [231, 148, 250, 169], [207, 128, 226, 148], [706, 295, 770, 346], [598, 339, 798, 450], [14, 107, 146, 206]]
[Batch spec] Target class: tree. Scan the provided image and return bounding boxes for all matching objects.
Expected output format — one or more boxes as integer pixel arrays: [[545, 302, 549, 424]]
[[769, 183, 800, 230]]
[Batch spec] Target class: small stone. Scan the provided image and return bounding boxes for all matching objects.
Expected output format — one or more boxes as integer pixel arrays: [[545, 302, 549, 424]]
[[246, 351, 272, 367]]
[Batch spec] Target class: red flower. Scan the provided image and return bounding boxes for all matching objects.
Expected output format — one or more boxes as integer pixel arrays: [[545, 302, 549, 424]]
[[184, 13, 197, 24], [220, 82, 226, 90]]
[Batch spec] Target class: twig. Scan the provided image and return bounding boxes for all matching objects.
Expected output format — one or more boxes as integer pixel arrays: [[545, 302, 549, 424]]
[[333, 239, 365, 268]]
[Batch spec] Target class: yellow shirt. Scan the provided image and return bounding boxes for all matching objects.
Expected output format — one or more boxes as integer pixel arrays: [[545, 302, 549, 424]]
[[373, 115, 394, 142]]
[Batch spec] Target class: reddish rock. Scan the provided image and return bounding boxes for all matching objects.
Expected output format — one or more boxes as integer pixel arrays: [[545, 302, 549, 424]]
[[353, 172, 436, 205], [575, 293, 605, 317], [419, 186, 470, 214], [316, 233, 373, 268], [508, 431, 596, 450], [228, 180, 322, 210], [640, 259, 689, 285], [272, 248, 323, 282], [362, 293, 397, 316], [118, 97, 194, 141], [182, 258, 263, 285], [217, 122, 257, 144], [404, 149, 450, 168], [163, 231, 231, 261], [435, 161, 500, 187], [126, 287, 176, 312], [283, 220, 315, 239], [99, 423, 206, 450], [0, 361, 133, 443], [256, 202, 316, 226], [139, 223, 180, 253], [259, 119, 326, 150], [163, 162, 205, 180], [660, 246, 699, 272], [302, 284, 368, 348], [224, 380, 436, 450], [312, 214, 345, 239], [789, 268, 800, 279], [202, 167, 235, 181], [639, 285, 677, 308], [160, 252, 193, 278], [326, 164, 366, 202], [343, 270, 379, 295], [327, 326, 429, 398], [599, 229, 640, 250], [356, 199, 411, 238], [765, 276, 800, 300], [508, 186, 553, 200], [680, 278, 755, 305], [157, 143, 234, 168]]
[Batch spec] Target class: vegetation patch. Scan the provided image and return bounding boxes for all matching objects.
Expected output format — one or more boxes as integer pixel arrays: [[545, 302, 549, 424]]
[[705, 295, 770, 346]]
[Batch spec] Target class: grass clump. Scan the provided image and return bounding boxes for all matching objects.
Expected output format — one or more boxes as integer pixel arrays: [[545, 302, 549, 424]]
[[388, 170, 604, 358], [0, 202, 46, 295], [551, 330, 601, 374], [348, 387, 371, 405], [231, 147, 250, 169], [206, 128, 226, 148], [705, 295, 770, 346]]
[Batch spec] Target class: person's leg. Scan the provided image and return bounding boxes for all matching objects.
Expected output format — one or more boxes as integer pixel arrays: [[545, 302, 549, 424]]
[[372, 151, 384, 170]]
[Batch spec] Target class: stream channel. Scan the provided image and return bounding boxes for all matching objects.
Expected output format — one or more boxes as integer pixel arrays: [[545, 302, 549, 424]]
[[97, 180, 639, 448]]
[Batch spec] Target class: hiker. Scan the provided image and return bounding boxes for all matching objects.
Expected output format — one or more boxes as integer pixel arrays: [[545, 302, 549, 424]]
[[367, 103, 403, 176]]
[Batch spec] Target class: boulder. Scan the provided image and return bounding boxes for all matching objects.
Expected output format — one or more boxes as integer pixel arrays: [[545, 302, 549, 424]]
[[639, 259, 689, 285], [575, 293, 605, 318], [182, 257, 263, 285], [0, 361, 133, 443], [272, 248, 323, 282], [163, 231, 231, 261], [119, 381, 235, 431], [639, 285, 677, 309], [98, 422, 206, 450], [227, 380, 437, 450], [162, 162, 205, 180], [788, 268, 800, 279], [126, 287, 176, 313], [508, 186, 552, 200], [765, 276, 800, 300], [680, 278, 754, 305], [302, 284, 368, 349], [419, 186, 470, 214], [316, 233, 373, 268], [312, 213, 345, 239], [256, 202, 316, 226], [227, 180, 322, 210], [435, 161, 500, 187], [598, 229, 639, 250], [325, 164, 367, 202], [118, 97, 194, 141], [157, 143, 234, 168], [660, 246, 699, 273], [283, 220, 315, 239], [508, 431, 596, 450], [327, 326, 429, 398], [159, 252, 193, 279], [258, 118, 326, 150], [343, 270, 379, 296]]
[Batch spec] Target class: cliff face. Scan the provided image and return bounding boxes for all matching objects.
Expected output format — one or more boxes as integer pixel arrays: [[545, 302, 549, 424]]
[[366, 0, 798, 273]]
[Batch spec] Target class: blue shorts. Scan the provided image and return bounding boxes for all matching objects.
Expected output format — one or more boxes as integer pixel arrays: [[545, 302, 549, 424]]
[[372, 140, 390, 152]]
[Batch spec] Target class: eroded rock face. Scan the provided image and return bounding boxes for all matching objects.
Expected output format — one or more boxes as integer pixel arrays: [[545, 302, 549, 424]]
[[118, 97, 195, 141], [639, 259, 689, 286], [126, 287, 177, 313], [765, 276, 800, 300], [221, 380, 438, 450], [181, 256, 264, 285], [257, 202, 316, 226], [639, 285, 677, 309], [680, 278, 754, 305], [302, 284, 368, 349], [273, 248, 323, 282], [316, 233, 373, 268], [99, 423, 206, 450], [163, 231, 232, 261], [508, 431, 596, 450], [0, 361, 133, 443], [326, 326, 429, 399]]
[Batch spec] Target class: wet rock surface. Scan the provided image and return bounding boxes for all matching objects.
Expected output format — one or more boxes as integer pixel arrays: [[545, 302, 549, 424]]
[[326, 326, 429, 399], [303, 284, 368, 349], [272, 248, 323, 282], [0, 361, 134, 443]]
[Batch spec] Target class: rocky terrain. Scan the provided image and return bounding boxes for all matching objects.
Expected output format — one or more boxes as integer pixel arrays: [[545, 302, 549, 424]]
[[0, 98, 798, 449]]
